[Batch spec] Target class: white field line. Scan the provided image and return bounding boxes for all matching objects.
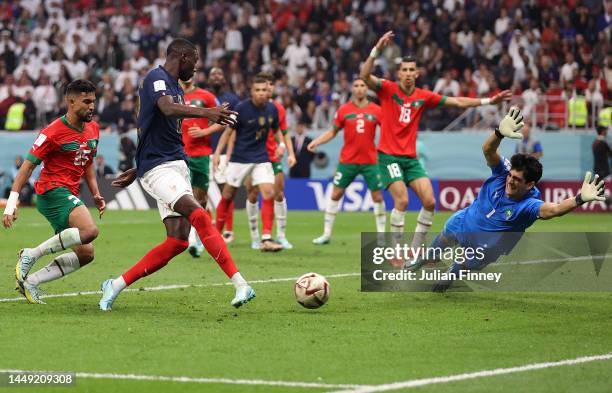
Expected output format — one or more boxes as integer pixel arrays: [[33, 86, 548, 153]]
[[328, 353, 612, 393], [0, 273, 361, 303], [0, 369, 366, 389], [2, 253, 609, 303]]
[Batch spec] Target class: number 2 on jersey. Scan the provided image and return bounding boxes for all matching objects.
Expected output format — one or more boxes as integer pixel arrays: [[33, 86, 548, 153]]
[[356, 119, 365, 133]]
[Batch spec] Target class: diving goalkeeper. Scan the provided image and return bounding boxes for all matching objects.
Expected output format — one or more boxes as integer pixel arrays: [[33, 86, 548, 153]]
[[406, 107, 607, 291]]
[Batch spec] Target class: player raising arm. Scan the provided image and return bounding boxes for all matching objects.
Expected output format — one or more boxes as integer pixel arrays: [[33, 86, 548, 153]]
[[3, 80, 105, 304], [406, 107, 606, 291], [308, 78, 386, 244], [360, 31, 512, 253], [99, 38, 253, 311]]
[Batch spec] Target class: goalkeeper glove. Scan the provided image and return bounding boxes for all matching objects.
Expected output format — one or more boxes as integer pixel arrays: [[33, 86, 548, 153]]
[[575, 172, 606, 205], [495, 106, 524, 139]]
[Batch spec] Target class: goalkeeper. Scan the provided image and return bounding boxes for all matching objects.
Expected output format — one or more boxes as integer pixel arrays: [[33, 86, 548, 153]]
[[406, 107, 607, 291]]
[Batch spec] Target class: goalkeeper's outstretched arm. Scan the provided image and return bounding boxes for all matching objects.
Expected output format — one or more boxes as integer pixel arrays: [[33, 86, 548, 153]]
[[482, 106, 525, 167], [539, 172, 606, 219]]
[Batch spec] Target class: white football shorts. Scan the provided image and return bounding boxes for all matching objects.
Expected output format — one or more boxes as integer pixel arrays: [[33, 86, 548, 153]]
[[225, 162, 274, 188], [140, 160, 193, 220], [213, 154, 228, 184]]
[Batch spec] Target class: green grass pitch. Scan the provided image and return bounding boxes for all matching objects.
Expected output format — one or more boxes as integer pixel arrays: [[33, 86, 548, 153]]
[[1, 208, 611, 393]]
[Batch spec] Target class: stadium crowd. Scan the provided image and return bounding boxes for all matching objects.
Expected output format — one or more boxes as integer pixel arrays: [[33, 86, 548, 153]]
[[0, 0, 610, 134]]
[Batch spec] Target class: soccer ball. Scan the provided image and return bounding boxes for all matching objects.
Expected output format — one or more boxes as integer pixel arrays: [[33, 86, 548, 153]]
[[294, 272, 330, 309]]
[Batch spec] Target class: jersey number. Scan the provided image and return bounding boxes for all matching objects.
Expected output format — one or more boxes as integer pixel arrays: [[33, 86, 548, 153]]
[[356, 119, 365, 134], [74, 149, 91, 166], [333, 171, 342, 185], [399, 106, 411, 123], [68, 195, 81, 205], [387, 163, 402, 178]]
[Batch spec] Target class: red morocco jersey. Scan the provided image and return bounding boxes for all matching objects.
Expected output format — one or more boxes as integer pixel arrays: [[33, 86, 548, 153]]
[[266, 100, 288, 163], [27, 116, 100, 196], [334, 101, 381, 164], [377, 79, 445, 157], [182, 88, 218, 157]]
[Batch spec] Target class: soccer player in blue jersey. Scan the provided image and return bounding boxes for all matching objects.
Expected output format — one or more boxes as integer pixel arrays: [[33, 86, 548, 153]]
[[213, 75, 285, 252], [406, 107, 606, 291], [99, 38, 256, 310], [208, 67, 240, 243]]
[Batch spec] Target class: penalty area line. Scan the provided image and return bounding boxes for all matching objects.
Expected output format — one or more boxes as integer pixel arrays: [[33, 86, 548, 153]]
[[0, 369, 367, 389], [0, 272, 360, 303], [328, 353, 612, 393]]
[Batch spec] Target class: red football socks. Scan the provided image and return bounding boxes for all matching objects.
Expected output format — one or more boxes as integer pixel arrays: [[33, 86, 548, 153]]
[[122, 236, 188, 286], [226, 200, 235, 232], [215, 197, 232, 232], [261, 198, 274, 236], [189, 208, 239, 278]]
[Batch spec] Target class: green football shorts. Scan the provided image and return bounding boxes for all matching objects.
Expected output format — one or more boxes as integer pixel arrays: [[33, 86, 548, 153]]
[[378, 152, 428, 188], [188, 155, 210, 190], [272, 161, 284, 175], [36, 187, 84, 233], [333, 163, 383, 191]]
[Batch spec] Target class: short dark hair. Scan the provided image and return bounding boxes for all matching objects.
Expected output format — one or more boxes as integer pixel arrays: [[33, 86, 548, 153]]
[[252, 75, 269, 85], [596, 126, 607, 135], [510, 154, 543, 184], [397, 56, 418, 69], [166, 38, 196, 57], [256, 71, 274, 82], [64, 79, 96, 96]]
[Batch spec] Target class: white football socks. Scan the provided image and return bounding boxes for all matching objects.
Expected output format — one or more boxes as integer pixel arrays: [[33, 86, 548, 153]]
[[390, 208, 406, 244], [274, 198, 288, 239], [246, 200, 260, 242], [26, 252, 81, 286], [112, 276, 127, 293], [412, 207, 434, 248], [373, 201, 386, 232], [30, 228, 82, 259], [323, 199, 340, 238], [230, 272, 248, 288]]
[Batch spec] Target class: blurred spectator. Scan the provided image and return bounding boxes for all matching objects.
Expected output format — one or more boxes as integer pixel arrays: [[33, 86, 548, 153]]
[[0, 0, 607, 133], [98, 88, 120, 132], [290, 120, 314, 178], [515, 123, 543, 159], [592, 126, 611, 180], [118, 132, 137, 173], [5, 156, 34, 204], [33, 73, 58, 125], [95, 155, 115, 178], [434, 71, 460, 97]]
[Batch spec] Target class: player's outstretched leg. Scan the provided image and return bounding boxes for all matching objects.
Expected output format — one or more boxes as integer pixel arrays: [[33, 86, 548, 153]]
[[175, 195, 255, 307], [16, 228, 82, 282], [313, 186, 344, 245], [17, 205, 99, 304], [99, 234, 189, 311]]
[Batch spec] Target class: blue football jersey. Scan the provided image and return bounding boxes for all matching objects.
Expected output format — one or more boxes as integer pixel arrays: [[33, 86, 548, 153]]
[[210, 91, 240, 151], [135, 66, 187, 177], [230, 99, 279, 164], [462, 156, 543, 233]]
